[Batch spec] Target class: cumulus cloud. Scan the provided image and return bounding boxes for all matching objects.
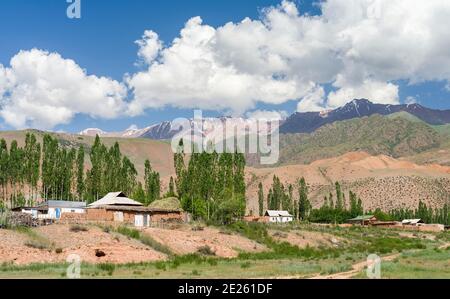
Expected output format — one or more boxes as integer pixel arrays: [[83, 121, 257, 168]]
[[3, 0, 450, 130], [0, 49, 127, 129], [127, 0, 450, 115], [405, 96, 418, 105], [246, 109, 288, 120]]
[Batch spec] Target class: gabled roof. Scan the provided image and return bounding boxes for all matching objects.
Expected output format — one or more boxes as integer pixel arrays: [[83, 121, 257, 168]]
[[265, 210, 293, 217], [88, 192, 143, 208]]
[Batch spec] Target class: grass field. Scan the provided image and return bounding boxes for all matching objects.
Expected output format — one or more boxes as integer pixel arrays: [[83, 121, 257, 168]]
[[0, 223, 448, 279]]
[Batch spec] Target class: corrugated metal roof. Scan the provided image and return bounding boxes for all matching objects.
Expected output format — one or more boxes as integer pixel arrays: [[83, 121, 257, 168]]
[[402, 219, 423, 224], [39, 200, 86, 209], [88, 192, 143, 208], [265, 210, 293, 217], [91, 205, 182, 213], [348, 215, 376, 221]]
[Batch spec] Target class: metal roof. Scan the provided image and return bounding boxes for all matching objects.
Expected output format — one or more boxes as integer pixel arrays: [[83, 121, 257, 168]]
[[265, 210, 293, 217], [402, 219, 423, 224], [348, 215, 376, 221], [88, 192, 143, 208], [91, 205, 182, 213], [39, 200, 86, 209]]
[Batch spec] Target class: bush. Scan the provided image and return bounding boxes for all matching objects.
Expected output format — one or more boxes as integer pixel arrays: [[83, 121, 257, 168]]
[[117, 226, 140, 239], [70, 225, 88, 233], [98, 263, 115, 275], [140, 234, 173, 256], [197, 245, 215, 256], [24, 240, 49, 250]]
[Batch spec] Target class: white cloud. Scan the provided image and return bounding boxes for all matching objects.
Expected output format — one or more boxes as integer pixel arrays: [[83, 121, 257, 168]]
[[128, 0, 450, 115], [405, 96, 418, 105], [297, 86, 326, 112], [246, 109, 288, 120], [3, 0, 450, 130], [0, 49, 127, 129], [327, 80, 399, 108], [127, 15, 310, 116], [136, 30, 163, 64]]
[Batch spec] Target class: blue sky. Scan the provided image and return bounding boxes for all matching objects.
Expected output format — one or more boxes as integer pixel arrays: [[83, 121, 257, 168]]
[[0, 0, 449, 133]]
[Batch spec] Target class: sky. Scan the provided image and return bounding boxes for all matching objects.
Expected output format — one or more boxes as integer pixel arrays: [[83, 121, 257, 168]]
[[0, 0, 450, 133]]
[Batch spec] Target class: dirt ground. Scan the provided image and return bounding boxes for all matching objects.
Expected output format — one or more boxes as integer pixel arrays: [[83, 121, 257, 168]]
[[0, 225, 166, 265], [142, 226, 267, 258], [269, 229, 346, 248]]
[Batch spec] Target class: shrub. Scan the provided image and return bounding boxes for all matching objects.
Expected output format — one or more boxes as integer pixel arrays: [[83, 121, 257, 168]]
[[55, 248, 63, 254], [155, 262, 167, 271], [117, 226, 140, 239], [98, 263, 115, 276], [241, 262, 251, 269], [70, 225, 88, 233], [25, 240, 49, 250], [197, 245, 215, 256], [140, 234, 173, 256], [192, 225, 204, 231]]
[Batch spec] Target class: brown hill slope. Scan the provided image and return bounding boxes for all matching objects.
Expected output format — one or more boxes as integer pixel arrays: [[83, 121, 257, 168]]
[[246, 152, 450, 213]]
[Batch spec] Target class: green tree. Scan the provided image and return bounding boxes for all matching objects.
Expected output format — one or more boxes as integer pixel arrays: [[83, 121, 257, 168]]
[[298, 177, 310, 221], [258, 182, 264, 216]]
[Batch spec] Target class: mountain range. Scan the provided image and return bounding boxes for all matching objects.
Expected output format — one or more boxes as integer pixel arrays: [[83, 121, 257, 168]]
[[79, 99, 450, 139]]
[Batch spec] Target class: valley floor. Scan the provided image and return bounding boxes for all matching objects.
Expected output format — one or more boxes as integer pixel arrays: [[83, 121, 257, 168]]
[[0, 223, 448, 279]]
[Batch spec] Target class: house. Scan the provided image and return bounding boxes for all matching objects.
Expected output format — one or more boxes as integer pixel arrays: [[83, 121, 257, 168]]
[[38, 200, 86, 220], [402, 219, 424, 226], [265, 210, 294, 223], [347, 215, 378, 226], [12, 200, 86, 220], [86, 192, 185, 227]]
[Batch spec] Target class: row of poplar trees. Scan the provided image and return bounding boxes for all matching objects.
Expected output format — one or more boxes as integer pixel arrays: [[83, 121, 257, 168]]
[[173, 140, 246, 224], [0, 133, 161, 207]]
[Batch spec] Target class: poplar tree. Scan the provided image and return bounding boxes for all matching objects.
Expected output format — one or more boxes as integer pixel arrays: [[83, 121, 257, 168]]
[[76, 146, 85, 200], [258, 182, 264, 216], [298, 177, 310, 221]]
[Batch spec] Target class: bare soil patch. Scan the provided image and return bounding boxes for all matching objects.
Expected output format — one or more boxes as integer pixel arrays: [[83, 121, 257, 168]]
[[142, 225, 267, 258], [0, 225, 166, 265]]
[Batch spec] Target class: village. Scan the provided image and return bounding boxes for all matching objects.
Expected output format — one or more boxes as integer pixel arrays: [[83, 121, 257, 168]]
[[6, 191, 447, 233]]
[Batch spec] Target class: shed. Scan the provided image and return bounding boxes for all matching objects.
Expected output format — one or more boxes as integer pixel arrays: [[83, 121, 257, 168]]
[[86, 193, 185, 226], [402, 219, 424, 226], [265, 210, 294, 223], [28, 200, 86, 220], [348, 215, 377, 225]]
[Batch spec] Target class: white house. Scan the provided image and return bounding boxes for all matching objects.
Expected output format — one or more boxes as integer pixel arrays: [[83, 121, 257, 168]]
[[37, 200, 86, 220], [265, 210, 294, 223]]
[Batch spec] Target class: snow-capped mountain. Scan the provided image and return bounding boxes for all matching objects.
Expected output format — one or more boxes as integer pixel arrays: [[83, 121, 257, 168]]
[[79, 99, 450, 139], [78, 117, 281, 140], [280, 99, 450, 134]]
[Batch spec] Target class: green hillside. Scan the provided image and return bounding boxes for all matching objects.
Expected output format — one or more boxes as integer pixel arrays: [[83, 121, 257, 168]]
[[274, 113, 442, 166]]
